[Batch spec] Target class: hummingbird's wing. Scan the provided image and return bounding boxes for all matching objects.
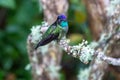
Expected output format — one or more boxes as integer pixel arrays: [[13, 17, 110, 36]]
[[35, 33, 59, 49], [35, 24, 62, 49]]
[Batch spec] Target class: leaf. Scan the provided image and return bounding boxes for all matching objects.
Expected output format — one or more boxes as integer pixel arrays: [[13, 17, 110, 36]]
[[3, 58, 13, 70], [0, 0, 16, 9], [15, 0, 39, 24]]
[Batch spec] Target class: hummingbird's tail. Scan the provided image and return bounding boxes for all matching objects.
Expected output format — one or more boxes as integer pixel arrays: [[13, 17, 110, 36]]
[[35, 33, 59, 50], [34, 40, 46, 50], [34, 37, 54, 50], [35, 43, 40, 50]]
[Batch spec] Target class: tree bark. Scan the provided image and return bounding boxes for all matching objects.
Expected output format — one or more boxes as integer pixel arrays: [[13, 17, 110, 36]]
[[27, 0, 69, 80], [84, 0, 108, 40], [84, 0, 120, 80], [40, 0, 69, 24]]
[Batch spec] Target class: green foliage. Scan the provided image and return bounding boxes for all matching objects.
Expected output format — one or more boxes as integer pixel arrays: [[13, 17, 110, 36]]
[[0, 0, 42, 79], [0, 0, 16, 9]]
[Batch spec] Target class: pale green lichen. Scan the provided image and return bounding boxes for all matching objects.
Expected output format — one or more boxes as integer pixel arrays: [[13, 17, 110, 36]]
[[31, 25, 42, 44], [25, 64, 31, 71], [59, 39, 95, 64], [30, 21, 48, 44], [36, 66, 43, 75], [45, 63, 61, 79], [40, 45, 49, 55], [79, 41, 94, 64], [106, 0, 120, 24], [71, 40, 94, 63], [106, 0, 120, 16], [77, 67, 90, 80], [89, 41, 99, 49]]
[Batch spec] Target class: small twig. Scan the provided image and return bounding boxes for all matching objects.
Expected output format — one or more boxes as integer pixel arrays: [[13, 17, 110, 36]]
[[96, 51, 120, 66], [30, 21, 120, 66], [59, 38, 120, 66]]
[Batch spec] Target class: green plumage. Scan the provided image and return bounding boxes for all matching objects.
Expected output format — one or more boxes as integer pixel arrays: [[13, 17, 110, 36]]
[[42, 24, 64, 40], [35, 14, 68, 49]]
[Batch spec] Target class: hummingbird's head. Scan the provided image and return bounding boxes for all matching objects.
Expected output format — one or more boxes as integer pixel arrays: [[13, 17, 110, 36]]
[[57, 14, 67, 21], [57, 14, 68, 28]]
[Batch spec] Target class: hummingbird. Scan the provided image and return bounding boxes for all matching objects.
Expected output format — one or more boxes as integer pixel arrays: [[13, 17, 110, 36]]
[[35, 14, 68, 49]]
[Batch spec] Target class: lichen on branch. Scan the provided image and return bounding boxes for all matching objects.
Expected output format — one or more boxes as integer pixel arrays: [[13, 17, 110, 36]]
[[30, 21, 120, 66]]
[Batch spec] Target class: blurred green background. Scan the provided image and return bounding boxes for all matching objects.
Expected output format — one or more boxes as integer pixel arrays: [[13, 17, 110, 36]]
[[0, 0, 92, 80]]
